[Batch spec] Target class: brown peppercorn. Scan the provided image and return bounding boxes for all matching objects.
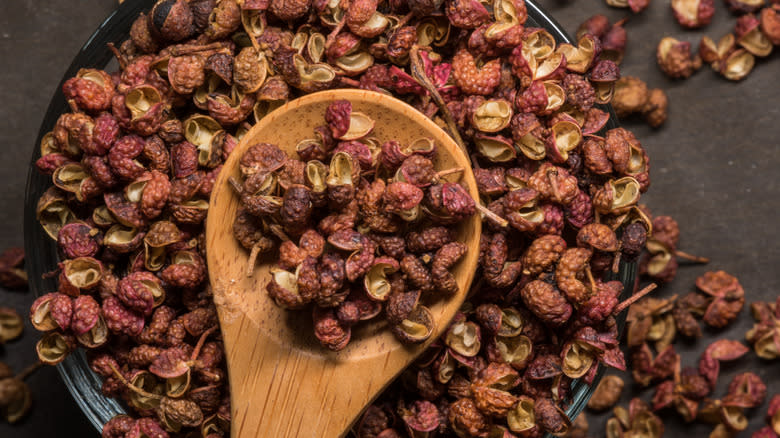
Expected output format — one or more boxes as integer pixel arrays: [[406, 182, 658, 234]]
[[102, 296, 144, 336], [0, 308, 23, 344], [577, 223, 619, 252], [149, 0, 194, 42], [474, 303, 503, 336], [312, 307, 350, 351], [0, 376, 32, 423], [534, 397, 570, 435], [556, 248, 594, 305], [102, 415, 135, 438], [528, 163, 579, 206], [269, 0, 312, 21], [401, 254, 435, 294], [130, 13, 159, 54], [587, 375, 624, 411], [520, 280, 573, 326], [582, 137, 612, 175], [657, 37, 702, 79], [448, 398, 490, 437], [521, 235, 567, 276], [62, 70, 115, 114], [318, 253, 347, 308], [406, 227, 454, 254], [481, 232, 508, 280], [431, 242, 467, 294], [168, 55, 206, 95], [641, 88, 669, 128], [762, 6, 780, 45], [369, 234, 406, 260], [204, 0, 240, 40], [612, 77, 649, 119], [485, 259, 523, 288], [601, 21, 628, 64], [563, 73, 596, 111], [696, 270, 745, 328], [452, 49, 501, 95], [474, 167, 508, 197]]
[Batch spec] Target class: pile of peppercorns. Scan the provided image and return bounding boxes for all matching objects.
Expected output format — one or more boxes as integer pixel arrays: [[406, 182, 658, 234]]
[[571, 15, 671, 129], [576, 272, 779, 438], [28, 0, 673, 436], [602, 0, 780, 81], [231, 100, 476, 350], [549, 219, 775, 438]]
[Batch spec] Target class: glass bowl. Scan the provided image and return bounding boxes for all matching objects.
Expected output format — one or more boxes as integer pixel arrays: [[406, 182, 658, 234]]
[[24, 0, 635, 433]]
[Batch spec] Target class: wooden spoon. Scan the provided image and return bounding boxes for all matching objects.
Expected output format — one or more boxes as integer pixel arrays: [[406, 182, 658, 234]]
[[206, 89, 481, 438]]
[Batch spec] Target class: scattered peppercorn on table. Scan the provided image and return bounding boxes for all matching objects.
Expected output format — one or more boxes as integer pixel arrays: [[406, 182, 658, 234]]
[[0, 0, 778, 437]]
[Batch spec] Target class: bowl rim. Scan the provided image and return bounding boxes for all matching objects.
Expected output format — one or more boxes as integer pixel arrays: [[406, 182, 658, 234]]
[[23, 0, 630, 434]]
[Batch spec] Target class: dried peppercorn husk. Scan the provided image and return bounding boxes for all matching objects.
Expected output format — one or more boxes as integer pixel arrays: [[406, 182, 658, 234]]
[[656, 37, 703, 79], [606, 398, 664, 438], [0, 362, 41, 424], [0, 307, 24, 344], [696, 270, 745, 328], [640, 214, 709, 284], [587, 375, 624, 411], [626, 295, 677, 349], [768, 395, 780, 434], [745, 297, 780, 359], [0, 248, 27, 289], [671, 0, 716, 28]]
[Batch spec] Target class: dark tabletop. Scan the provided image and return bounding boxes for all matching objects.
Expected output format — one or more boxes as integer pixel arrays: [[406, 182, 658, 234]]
[[0, 1, 777, 437]]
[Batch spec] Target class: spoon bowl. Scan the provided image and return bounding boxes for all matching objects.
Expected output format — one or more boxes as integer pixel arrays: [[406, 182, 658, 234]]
[[206, 89, 481, 438]]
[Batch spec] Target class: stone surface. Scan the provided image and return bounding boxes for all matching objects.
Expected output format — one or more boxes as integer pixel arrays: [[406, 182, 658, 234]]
[[0, 0, 777, 436]]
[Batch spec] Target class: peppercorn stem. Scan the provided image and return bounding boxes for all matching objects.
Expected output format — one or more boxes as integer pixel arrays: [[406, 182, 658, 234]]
[[613, 283, 658, 314], [325, 17, 347, 51], [107, 43, 128, 70], [337, 77, 361, 88], [16, 361, 42, 381], [672, 354, 682, 383], [66, 99, 80, 114], [408, 46, 468, 157], [611, 251, 622, 273], [409, 46, 507, 229], [435, 167, 464, 181], [197, 368, 223, 383], [107, 362, 163, 400], [675, 250, 709, 264], [585, 265, 598, 291], [476, 203, 509, 228], [546, 169, 563, 203], [395, 12, 414, 29], [169, 42, 228, 57], [247, 32, 261, 53], [246, 243, 261, 277], [190, 326, 218, 362], [12, 268, 28, 282], [228, 177, 243, 194], [268, 224, 291, 242]]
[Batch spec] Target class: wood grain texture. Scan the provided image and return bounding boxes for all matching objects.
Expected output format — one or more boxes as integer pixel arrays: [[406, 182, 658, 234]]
[[206, 89, 481, 438]]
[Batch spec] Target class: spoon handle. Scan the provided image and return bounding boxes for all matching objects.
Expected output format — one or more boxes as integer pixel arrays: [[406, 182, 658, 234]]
[[219, 309, 407, 438]]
